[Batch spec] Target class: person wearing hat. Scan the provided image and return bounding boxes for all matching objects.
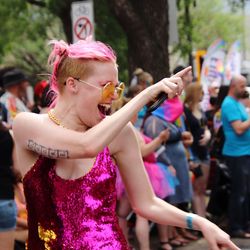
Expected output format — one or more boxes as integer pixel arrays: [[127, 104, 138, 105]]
[[0, 69, 30, 126]]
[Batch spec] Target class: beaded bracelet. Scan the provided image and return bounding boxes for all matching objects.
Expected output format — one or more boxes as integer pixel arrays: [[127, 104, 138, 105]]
[[186, 213, 195, 230]]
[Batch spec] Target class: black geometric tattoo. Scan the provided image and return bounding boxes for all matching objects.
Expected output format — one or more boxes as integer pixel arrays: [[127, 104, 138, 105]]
[[27, 139, 69, 159]]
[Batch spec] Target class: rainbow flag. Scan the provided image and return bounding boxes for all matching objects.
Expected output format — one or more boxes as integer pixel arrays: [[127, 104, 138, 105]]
[[224, 40, 241, 85], [152, 97, 183, 123], [200, 39, 226, 110]]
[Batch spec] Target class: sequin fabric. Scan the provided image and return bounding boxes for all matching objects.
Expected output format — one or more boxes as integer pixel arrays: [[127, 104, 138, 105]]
[[23, 147, 130, 250]]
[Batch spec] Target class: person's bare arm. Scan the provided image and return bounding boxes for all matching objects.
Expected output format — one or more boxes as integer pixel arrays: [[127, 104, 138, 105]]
[[181, 131, 193, 147], [110, 124, 239, 250], [199, 126, 211, 145], [13, 74, 186, 160], [231, 119, 250, 135]]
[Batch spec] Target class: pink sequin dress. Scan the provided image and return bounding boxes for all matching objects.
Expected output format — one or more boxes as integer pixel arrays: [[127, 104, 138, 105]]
[[23, 147, 129, 250]]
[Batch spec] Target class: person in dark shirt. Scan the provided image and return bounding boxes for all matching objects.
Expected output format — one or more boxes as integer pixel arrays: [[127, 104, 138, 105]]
[[0, 111, 23, 249], [184, 83, 211, 218], [0, 102, 8, 123]]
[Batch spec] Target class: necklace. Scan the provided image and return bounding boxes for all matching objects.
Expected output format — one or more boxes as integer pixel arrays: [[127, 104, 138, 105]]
[[48, 109, 86, 132], [48, 109, 65, 128]]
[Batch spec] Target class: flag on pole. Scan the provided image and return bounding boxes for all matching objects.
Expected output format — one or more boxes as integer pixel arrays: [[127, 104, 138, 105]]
[[224, 40, 241, 85], [200, 39, 226, 110]]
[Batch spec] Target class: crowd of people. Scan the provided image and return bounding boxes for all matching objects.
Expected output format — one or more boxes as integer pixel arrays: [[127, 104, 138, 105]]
[[0, 38, 246, 250], [0, 68, 49, 249]]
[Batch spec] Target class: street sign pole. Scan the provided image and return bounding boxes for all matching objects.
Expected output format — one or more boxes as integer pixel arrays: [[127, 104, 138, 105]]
[[71, 0, 95, 43]]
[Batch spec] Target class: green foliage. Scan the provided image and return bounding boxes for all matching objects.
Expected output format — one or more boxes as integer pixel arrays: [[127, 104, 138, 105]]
[[192, 0, 244, 49], [227, 0, 245, 12], [0, 0, 64, 83], [46, 0, 63, 14], [0, 0, 128, 84], [174, 0, 244, 58], [0, 0, 26, 57], [1, 0, 244, 84]]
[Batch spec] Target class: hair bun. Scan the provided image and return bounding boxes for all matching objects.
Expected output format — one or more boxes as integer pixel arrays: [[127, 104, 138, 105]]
[[48, 40, 69, 66]]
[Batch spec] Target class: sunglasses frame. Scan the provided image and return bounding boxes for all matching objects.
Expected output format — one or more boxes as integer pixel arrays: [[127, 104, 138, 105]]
[[73, 78, 125, 101]]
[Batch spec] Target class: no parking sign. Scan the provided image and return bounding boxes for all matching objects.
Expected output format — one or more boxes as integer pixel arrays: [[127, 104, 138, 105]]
[[71, 1, 95, 43]]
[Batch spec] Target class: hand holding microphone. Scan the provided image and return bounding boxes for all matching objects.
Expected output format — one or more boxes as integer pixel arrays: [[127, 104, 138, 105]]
[[147, 66, 192, 113]]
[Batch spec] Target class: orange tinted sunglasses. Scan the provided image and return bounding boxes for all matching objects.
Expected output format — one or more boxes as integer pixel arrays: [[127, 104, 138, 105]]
[[74, 78, 125, 101]]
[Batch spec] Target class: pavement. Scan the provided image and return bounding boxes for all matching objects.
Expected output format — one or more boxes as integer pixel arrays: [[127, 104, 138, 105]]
[[129, 227, 250, 250], [180, 238, 250, 250]]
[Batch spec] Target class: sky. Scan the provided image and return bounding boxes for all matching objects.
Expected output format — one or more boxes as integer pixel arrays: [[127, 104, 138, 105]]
[[246, 1, 250, 13]]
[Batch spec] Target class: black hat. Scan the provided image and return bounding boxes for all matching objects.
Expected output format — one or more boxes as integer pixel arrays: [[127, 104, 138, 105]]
[[0, 67, 15, 88], [2, 69, 27, 88]]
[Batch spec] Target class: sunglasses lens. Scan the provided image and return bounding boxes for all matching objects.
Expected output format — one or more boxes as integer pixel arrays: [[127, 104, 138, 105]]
[[102, 82, 125, 101], [117, 82, 125, 98], [102, 82, 115, 100]]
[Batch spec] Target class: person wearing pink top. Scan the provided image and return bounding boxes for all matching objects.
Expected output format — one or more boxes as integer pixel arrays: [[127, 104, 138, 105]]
[[13, 38, 238, 250]]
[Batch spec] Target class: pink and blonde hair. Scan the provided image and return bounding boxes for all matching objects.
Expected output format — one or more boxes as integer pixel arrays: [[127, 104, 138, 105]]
[[48, 38, 117, 98]]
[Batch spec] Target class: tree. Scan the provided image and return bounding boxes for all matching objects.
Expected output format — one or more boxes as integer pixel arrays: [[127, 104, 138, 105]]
[[2, 0, 171, 82], [107, 0, 170, 81], [227, 0, 245, 11], [192, 0, 243, 49], [175, 0, 244, 61], [23, 0, 128, 82], [176, 0, 196, 67], [25, 0, 170, 81], [0, 0, 129, 83], [94, 0, 128, 82], [0, 0, 63, 83], [1, 0, 246, 84]]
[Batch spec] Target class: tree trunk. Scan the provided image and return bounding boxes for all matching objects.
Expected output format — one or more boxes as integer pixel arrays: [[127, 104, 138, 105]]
[[107, 0, 170, 82], [49, 0, 73, 43], [26, 0, 73, 42], [31, 0, 170, 81], [184, 0, 193, 68], [59, 9, 73, 43]]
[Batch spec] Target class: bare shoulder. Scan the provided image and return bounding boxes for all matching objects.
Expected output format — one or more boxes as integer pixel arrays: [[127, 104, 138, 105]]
[[13, 112, 47, 141], [13, 112, 46, 175], [109, 122, 137, 155], [13, 112, 46, 128]]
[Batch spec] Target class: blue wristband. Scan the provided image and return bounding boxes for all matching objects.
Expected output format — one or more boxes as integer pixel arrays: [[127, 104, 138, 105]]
[[186, 214, 194, 230]]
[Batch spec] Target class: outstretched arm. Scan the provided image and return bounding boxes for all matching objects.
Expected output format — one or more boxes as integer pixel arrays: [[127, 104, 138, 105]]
[[111, 124, 239, 250], [13, 71, 187, 160], [13, 67, 191, 158]]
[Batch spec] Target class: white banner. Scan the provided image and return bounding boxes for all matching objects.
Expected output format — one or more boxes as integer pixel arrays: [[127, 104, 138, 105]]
[[200, 39, 226, 89], [224, 41, 241, 85], [71, 1, 95, 43], [200, 39, 226, 110]]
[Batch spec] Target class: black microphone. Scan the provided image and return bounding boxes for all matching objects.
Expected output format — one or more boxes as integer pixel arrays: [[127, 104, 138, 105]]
[[146, 66, 191, 113], [146, 92, 168, 113]]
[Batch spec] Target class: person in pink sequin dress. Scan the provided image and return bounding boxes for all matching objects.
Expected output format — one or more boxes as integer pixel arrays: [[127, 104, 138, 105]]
[[13, 39, 239, 250]]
